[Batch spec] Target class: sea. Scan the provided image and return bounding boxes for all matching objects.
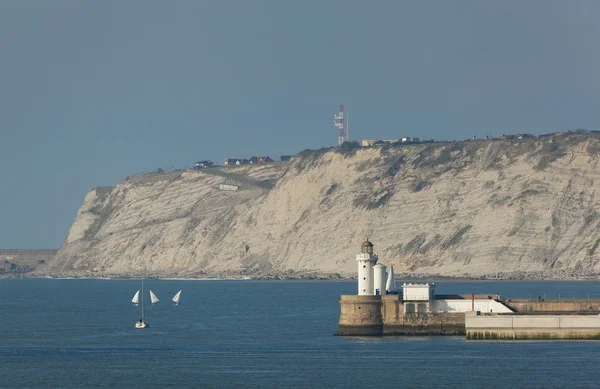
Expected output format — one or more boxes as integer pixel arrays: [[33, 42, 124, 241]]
[[0, 279, 599, 389]]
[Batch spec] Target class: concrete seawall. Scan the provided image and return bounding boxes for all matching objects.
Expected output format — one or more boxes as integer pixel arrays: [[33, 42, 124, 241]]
[[508, 299, 600, 313], [466, 313, 600, 340], [338, 293, 600, 338], [339, 294, 467, 336], [383, 312, 465, 336]]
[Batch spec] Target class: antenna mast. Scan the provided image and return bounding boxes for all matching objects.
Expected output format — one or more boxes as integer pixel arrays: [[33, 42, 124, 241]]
[[333, 104, 345, 145]]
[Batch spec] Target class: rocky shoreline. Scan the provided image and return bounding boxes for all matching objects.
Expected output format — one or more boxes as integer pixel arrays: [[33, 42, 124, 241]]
[[8, 268, 600, 281]]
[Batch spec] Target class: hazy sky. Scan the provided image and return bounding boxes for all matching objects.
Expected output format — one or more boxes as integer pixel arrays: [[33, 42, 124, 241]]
[[2, 1, 600, 248]]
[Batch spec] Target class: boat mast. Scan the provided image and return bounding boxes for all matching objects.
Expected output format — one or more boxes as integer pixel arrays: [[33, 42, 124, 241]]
[[141, 276, 145, 321]]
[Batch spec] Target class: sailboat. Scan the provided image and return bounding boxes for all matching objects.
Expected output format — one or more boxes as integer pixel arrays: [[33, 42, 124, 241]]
[[172, 290, 182, 305], [149, 290, 160, 304], [131, 290, 140, 305], [135, 277, 149, 329]]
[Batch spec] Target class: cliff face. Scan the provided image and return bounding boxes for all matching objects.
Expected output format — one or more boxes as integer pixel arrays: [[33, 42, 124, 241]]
[[46, 133, 600, 279]]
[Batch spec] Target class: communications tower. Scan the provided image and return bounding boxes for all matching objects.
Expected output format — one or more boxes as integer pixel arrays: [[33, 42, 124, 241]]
[[333, 104, 345, 145]]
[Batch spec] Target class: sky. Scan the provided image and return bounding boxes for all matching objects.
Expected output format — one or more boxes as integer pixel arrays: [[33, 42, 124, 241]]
[[1, 0, 600, 248]]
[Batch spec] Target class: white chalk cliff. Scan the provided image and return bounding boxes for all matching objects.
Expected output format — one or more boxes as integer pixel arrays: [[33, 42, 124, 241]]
[[46, 134, 600, 279]]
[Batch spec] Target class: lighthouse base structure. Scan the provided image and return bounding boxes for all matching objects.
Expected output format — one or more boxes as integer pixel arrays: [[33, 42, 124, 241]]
[[337, 295, 383, 336]]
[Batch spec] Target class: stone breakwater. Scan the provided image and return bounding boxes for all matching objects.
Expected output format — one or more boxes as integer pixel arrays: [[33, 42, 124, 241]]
[[43, 133, 600, 279], [337, 294, 600, 338], [465, 313, 600, 340]]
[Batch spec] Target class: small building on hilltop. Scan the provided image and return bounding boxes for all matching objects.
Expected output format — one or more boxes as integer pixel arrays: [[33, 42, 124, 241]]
[[194, 160, 214, 169], [362, 139, 397, 147], [401, 137, 419, 143], [225, 156, 273, 166], [362, 137, 419, 147], [257, 156, 273, 164], [248, 156, 274, 164]]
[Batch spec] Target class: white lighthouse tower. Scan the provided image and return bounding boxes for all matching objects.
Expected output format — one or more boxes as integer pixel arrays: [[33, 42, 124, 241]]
[[357, 240, 378, 295]]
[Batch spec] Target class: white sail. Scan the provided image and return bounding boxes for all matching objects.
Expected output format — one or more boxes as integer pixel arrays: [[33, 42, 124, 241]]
[[132, 290, 140, 304], [149, 290, 160, 304], [172, 290, 182, 304], [386, 265, 397, 293]]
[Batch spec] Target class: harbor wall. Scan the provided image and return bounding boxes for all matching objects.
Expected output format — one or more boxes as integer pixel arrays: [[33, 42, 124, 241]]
[[508, 300, 600, 313], [381, 295, 465, 335], [465, 314, 600, 339], [338, 294, 600, 337], [383, 312, 465, 336], [339, 294, 466, 336]]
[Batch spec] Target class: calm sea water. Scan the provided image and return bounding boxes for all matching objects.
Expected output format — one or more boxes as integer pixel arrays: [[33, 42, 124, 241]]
[[1, 279, 599, 389]]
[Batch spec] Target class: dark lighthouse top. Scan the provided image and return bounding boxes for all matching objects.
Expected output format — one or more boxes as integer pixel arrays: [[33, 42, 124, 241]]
[[361, 240, 374, 254]]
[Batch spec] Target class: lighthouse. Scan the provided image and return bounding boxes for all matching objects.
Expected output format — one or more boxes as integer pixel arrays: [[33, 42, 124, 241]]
[[338, 240, 385, 336], [357, 240, 378, 295]]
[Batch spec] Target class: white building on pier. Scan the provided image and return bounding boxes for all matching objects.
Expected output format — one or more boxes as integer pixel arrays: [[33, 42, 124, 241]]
[[354, 240, 512, 314]]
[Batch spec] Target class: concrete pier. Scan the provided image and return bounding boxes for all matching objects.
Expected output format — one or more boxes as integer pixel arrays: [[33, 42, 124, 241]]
[[465, 313, 600, 340], [337, 294, 600, 338], [335, 241, 600, 339], [338, 294, 466, 336], [383, 312, 465, 336], [507, 299, 600, 313]]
